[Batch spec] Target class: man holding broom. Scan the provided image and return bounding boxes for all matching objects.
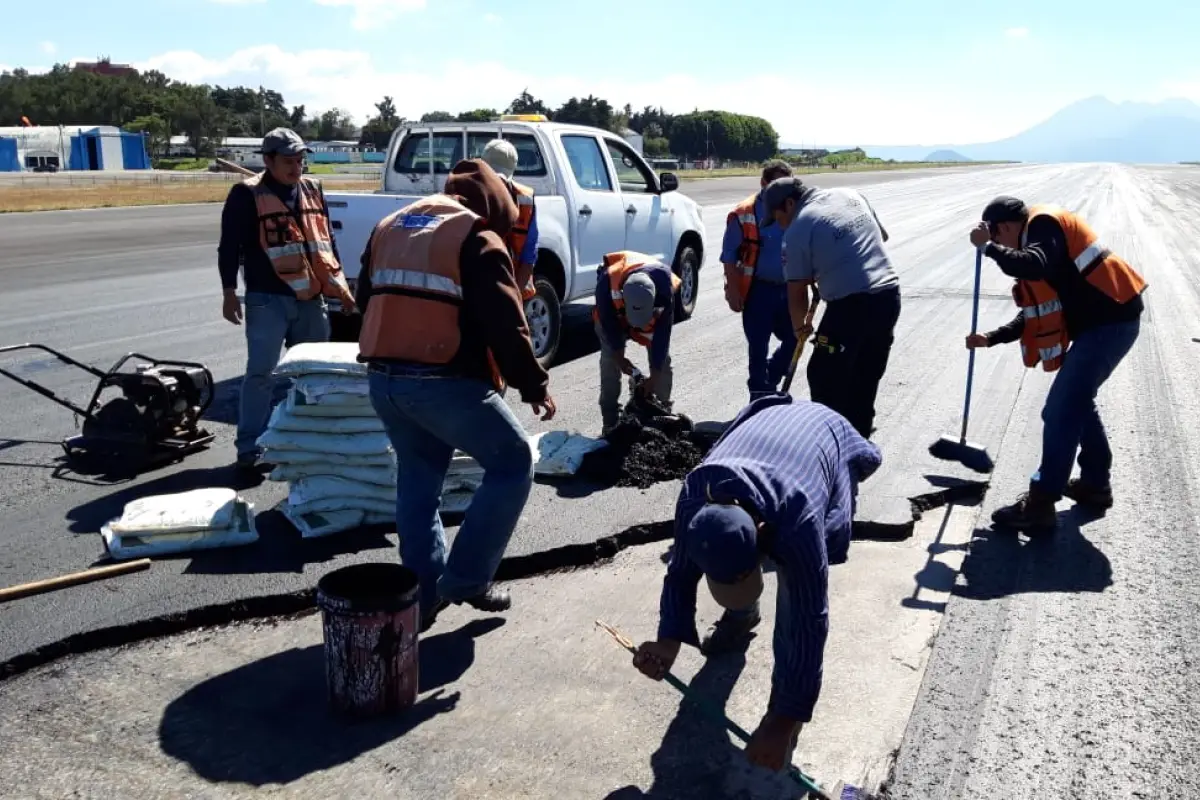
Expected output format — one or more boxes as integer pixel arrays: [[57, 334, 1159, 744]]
[[632, 394, 882, 772]]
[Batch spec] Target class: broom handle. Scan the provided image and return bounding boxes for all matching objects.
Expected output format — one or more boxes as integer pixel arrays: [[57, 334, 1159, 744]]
[[960, 248, 983, 443]]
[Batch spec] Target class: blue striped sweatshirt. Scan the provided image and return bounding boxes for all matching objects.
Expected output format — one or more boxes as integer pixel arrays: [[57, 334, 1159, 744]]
[[657, 394, 883, 722]]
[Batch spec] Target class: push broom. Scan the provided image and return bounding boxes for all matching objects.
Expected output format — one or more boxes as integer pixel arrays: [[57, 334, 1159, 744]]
[[596, 620, 869, 800], [929, 248, 994, 473]]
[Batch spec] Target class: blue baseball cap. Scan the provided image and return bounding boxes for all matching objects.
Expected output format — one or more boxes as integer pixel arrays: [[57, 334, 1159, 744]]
[[686, 504, 763, 610]]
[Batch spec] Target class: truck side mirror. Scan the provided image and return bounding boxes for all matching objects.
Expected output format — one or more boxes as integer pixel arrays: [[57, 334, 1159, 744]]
[[659, 172, 679, 193]]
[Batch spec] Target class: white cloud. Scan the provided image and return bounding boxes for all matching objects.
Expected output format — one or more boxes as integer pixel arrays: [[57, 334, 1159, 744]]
[[39, 41, 57, 55], [312, 0, 426, 31], [207, 0, 267, 4], [134, 44, 1055, 145], [1005, 27, 1029, 38], [483, 12, 501, 23]]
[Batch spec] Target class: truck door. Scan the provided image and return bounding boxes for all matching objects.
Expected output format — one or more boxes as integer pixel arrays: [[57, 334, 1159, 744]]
[[559, 133, 626, 274], [602, 138, 670, 263]]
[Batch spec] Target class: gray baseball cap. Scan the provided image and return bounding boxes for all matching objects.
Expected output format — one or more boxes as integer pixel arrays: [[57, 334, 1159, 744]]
[[622, 272, 657, 329], [260, 127, 309, 156], [763, 176, 807, 217]]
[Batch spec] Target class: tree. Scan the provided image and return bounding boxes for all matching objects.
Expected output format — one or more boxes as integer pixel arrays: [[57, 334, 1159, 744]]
[[420, 111, 455, 122], [506, 89, 549, 116], [316, 108, 355, 141], [360, 95, 400, 148], [554, 95, 613, 131], [126, 114, 169, 159], [643, 136, 671, 157], [668, 110, 778, 162], [457, 108, 498, 122]]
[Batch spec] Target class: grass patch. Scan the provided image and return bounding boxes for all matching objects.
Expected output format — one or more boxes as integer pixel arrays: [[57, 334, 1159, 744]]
[[153, 158, 212, 171], [0, 179, 372, 213]]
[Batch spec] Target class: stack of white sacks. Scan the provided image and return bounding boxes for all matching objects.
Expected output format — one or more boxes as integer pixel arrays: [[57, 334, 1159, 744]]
[[258, 342, 607, 539], [101, 487, 259, 560]]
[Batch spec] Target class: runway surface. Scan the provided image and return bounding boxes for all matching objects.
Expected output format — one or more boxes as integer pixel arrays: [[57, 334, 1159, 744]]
[[1, 162, 1198, 798]]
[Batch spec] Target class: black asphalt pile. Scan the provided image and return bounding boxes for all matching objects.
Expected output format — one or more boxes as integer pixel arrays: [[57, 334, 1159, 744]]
[[577, 417, 710, 490]]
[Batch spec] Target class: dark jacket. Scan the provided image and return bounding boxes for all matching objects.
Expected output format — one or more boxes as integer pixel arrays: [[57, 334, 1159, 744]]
[[983, 215, 1143, 344], [356, 159, 550, 404], [217, 173, 341, 296]]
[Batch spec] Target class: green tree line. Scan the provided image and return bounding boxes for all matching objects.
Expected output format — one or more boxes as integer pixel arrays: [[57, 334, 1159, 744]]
[[1, 64, 780, 162]]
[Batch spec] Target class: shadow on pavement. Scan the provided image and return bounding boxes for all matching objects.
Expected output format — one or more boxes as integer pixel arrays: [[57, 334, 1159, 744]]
[[603, 653, 749, 799], [158, 641, 463, 786], [947, 505, 1114, 603], [548, 305, 602, 369], [418, 617, 506, 693]]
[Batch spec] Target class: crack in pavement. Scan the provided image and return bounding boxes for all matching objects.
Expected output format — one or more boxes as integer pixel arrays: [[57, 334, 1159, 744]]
[[0, 481, 990, 685]]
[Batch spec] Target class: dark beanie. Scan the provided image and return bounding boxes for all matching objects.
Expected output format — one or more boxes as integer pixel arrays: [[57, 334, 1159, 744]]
[[982, 196, 1028, 225]]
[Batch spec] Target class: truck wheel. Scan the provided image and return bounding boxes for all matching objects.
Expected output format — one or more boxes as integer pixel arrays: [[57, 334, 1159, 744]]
[[525, 277, 562, 368], [673, 244, 700, 321]]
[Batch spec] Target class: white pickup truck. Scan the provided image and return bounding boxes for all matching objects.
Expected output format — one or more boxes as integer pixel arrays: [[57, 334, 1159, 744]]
[[322, 116, 707, 365]]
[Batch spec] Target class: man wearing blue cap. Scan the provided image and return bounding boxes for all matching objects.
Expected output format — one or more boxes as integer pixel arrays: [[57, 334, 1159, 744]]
[[633, 394, 882, 772]]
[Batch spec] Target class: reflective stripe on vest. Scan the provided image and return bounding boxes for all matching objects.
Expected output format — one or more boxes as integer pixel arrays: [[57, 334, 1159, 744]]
[[728, 193, 760, 302], [244, 173, 349, 303], [358, 194, 480, 367], [1025, 204, 1147, 304], [1020, 297, 1063, 318]]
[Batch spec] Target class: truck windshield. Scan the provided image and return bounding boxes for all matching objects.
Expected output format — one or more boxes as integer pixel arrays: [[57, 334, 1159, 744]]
[[394, 131, 548, 177]]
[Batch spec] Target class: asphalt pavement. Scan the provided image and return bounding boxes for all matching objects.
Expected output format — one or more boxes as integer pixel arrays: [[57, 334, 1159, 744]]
[[1, 162, 1198, 798]]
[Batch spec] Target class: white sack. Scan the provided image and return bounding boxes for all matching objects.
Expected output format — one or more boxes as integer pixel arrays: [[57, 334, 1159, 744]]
[[275, 342, 367, 378], [289, 476, 395, 507], [285, 387, 377, 417], [109, 487, 239, 535], [267, 404, 383, 435], [262, 447, 395, 468], [293, 373, 371, 401], [532, 430, 608, 477], [281, 505, 364, 539], [289, 496, 396, 516], [102, 501, 258, 560], [257, 427, 393, 456], [269, 462, 397, 487]]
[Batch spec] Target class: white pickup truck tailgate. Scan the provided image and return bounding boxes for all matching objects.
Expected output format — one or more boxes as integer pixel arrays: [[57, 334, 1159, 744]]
[[325, 192, 422, 281]]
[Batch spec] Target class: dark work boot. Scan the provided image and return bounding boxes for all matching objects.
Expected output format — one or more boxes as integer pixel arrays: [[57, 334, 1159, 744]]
[[456, 584, 511, 613], [700, 608, 762, 656], [1063, 478, 1114, 511], [991, 484, 1058, 533]]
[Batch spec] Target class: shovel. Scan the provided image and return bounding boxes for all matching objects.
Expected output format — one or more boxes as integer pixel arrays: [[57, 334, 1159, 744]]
[[781, 297, 820, 395], [929, 248, 994, 473]]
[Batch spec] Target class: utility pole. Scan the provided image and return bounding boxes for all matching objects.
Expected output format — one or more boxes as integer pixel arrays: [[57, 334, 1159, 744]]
[[259, 85, 266, 137], [704, 119, 711, 169]]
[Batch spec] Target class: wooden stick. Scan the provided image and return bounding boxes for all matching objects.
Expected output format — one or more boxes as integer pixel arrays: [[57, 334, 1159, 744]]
[[0, 558, 151, 604]]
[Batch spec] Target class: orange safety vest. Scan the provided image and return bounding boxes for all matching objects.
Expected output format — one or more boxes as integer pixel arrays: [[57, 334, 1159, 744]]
[[727, 193, 760, 302], [244, 173, 352, 303], [1013, 279, 1069, 371], [359, 194, 479, 364], [1012, 205, 1148, 372], [506, 180, 537, 301], [590, 250, 682, 348]]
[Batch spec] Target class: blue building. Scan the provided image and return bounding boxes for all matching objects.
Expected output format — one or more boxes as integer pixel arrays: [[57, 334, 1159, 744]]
[[0, 125, 151, 172]]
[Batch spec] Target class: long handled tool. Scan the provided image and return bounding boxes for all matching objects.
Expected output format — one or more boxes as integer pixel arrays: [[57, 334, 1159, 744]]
[[595, 620, 864, 800], [781, 297, 820, 395], [929, 249, 994, 474], [0, 558, 150, 604]]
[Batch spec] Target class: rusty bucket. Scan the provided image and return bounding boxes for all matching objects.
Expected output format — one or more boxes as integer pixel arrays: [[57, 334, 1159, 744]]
[[315, 562, 420, 718]]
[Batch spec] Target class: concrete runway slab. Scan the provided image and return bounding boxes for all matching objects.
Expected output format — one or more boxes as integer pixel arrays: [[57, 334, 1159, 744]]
[[2, 162, 1199, 796]]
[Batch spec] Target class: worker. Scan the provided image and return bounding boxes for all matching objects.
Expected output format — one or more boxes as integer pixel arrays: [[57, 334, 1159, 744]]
[[765, 176, 900, 440], [722, 159, 799, 399], [217, 127, 356, 472], [967, 196, 1146, 532], [481, 139, 538, 303], [632, 394, 882, 772], [592, 251, 681, 433], [356, 158, 557, 632]]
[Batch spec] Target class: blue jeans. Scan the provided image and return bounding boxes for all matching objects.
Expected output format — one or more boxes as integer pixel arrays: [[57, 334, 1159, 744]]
[[743, 281, 797, 398], [1034, 318, 1140, 498], [367, 368, 534, 615], [235, 292, 329, 458]]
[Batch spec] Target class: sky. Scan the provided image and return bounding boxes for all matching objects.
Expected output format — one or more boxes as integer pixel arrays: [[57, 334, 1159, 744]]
[[2, 0, 1198, 146]]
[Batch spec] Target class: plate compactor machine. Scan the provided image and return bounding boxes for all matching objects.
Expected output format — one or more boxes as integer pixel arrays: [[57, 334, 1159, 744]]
[[0, 344, 216, 473]]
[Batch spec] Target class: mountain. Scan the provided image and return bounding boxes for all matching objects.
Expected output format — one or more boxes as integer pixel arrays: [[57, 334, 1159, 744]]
[[925, 149, 970, 162], [849, 96, 1200, 164]]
